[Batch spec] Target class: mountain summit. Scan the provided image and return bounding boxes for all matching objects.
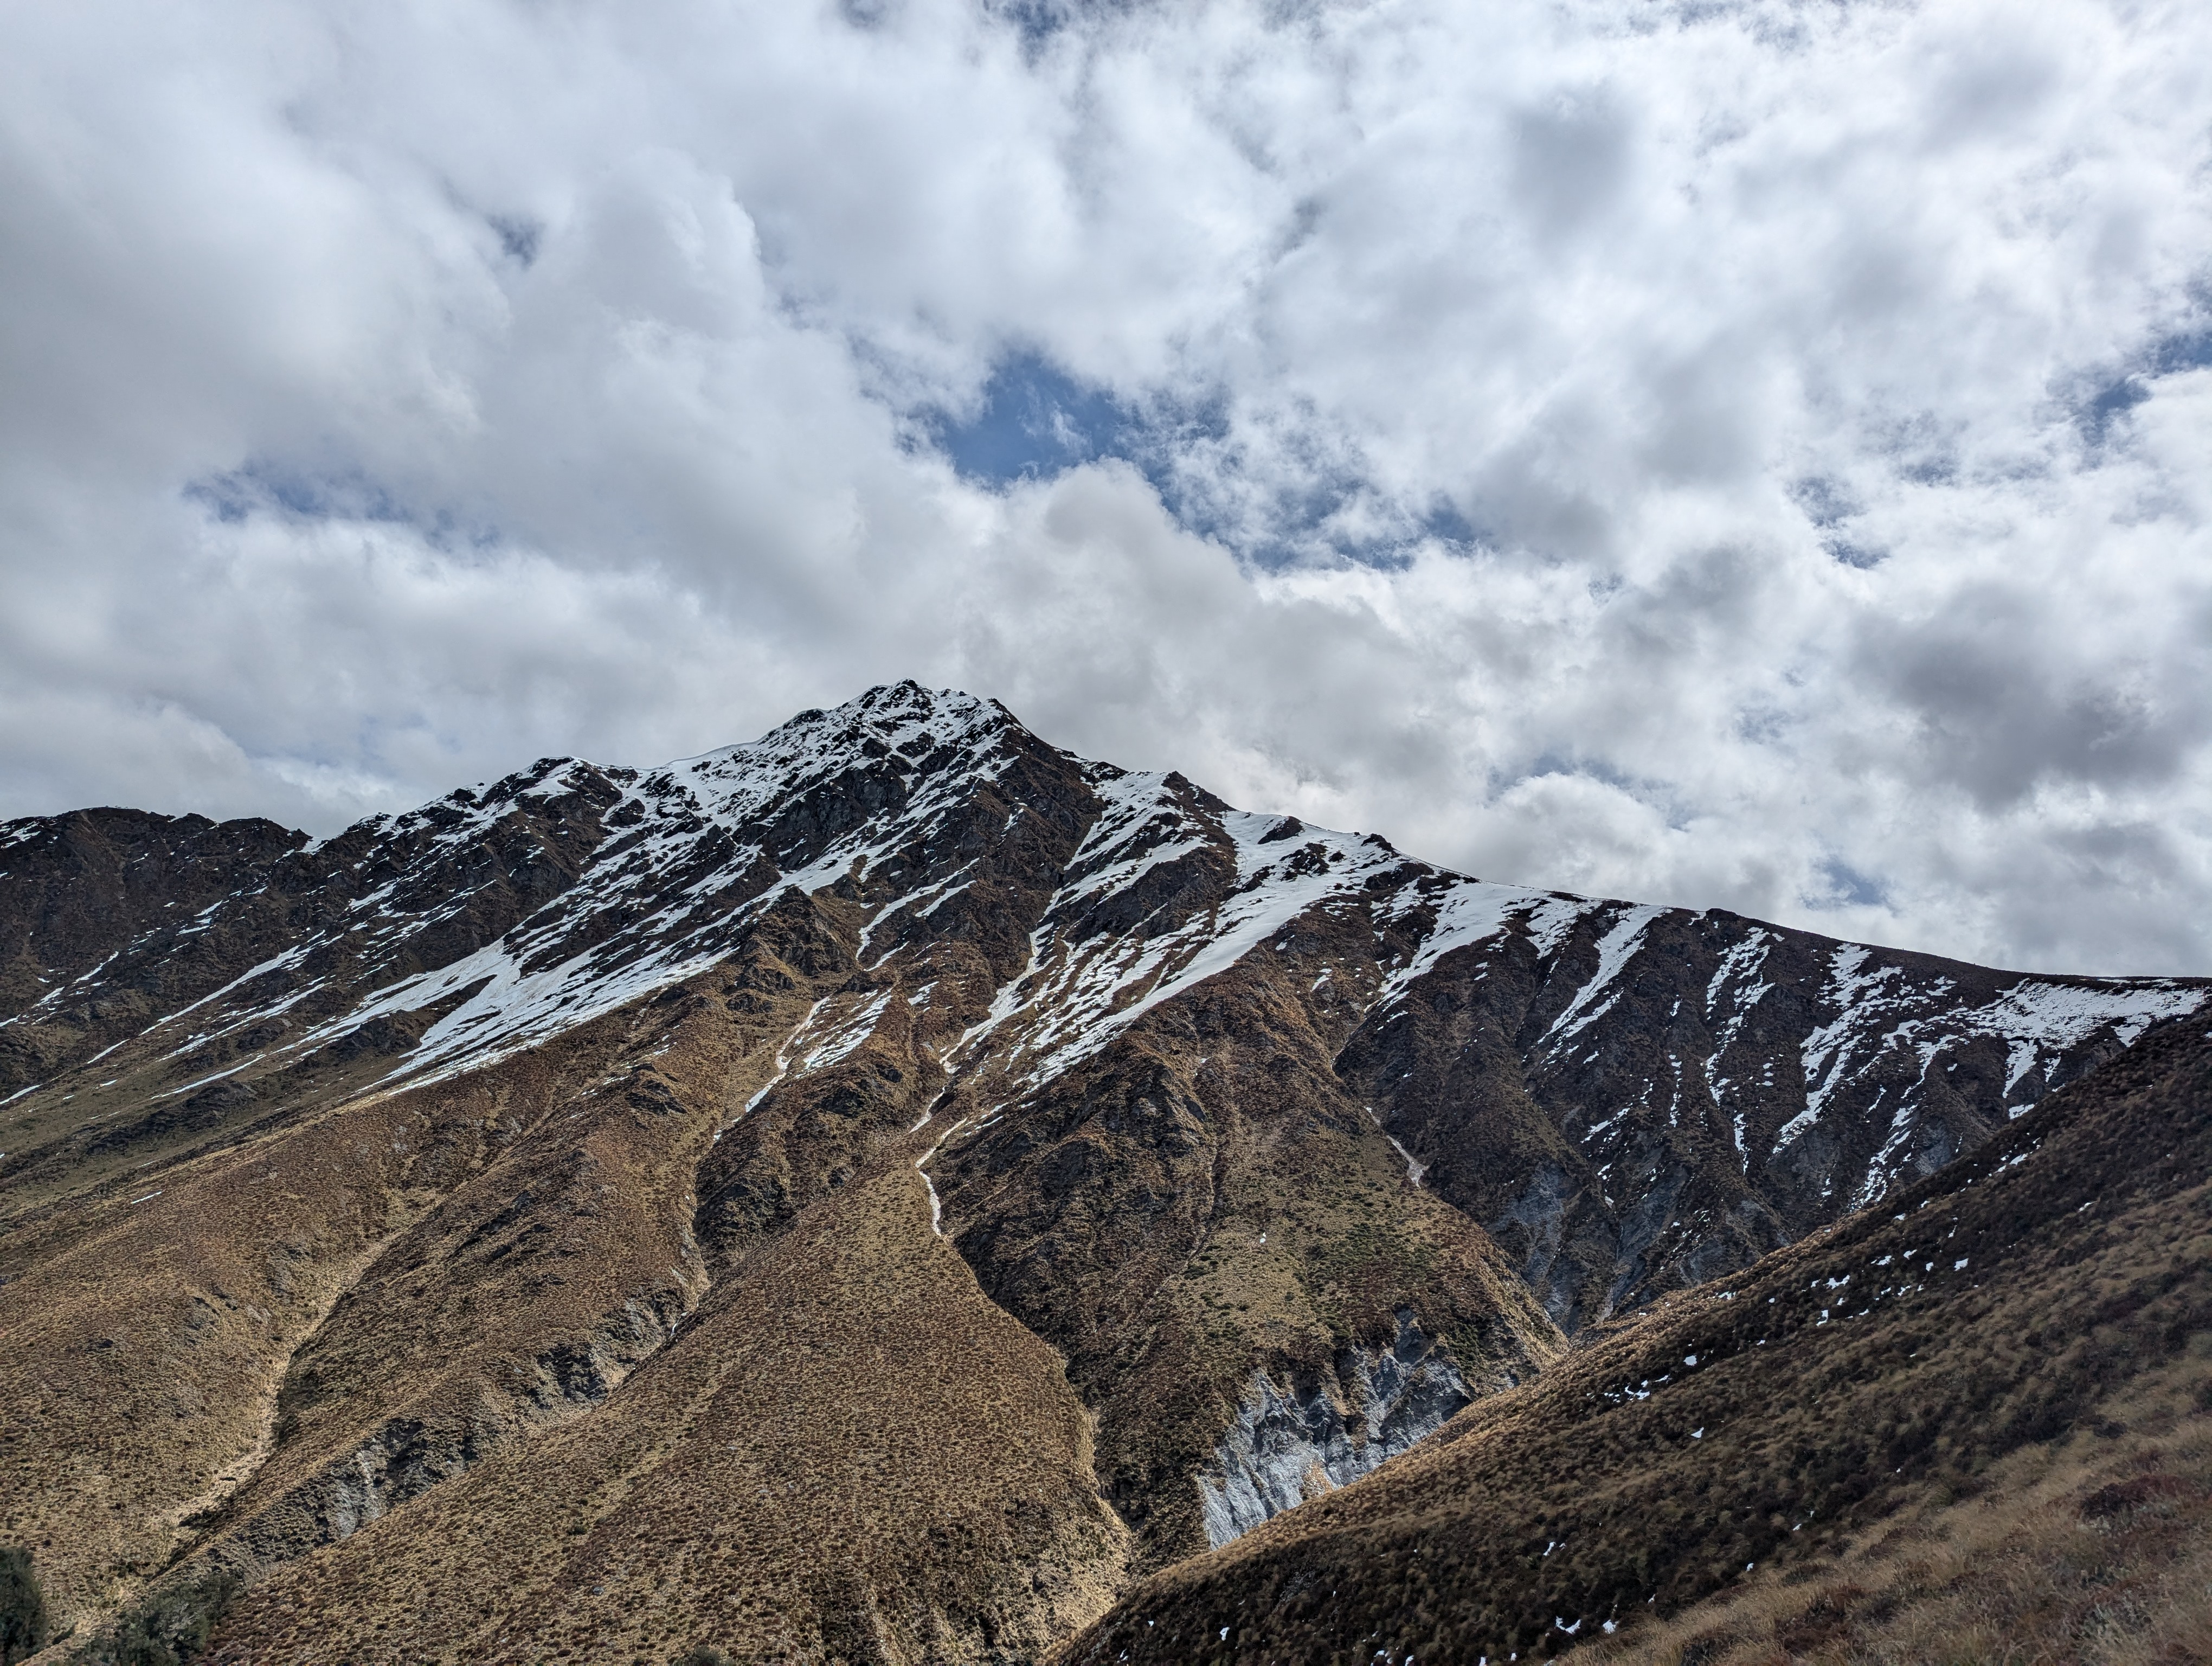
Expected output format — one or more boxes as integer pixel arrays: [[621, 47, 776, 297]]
[[2, 684, 2203, 1664]]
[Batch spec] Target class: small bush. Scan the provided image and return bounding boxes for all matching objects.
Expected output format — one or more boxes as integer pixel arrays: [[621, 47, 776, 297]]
[[675, 1648, 732, 1666], [1, 1547, 48, 1666], [88, 1569, 240, 1666]]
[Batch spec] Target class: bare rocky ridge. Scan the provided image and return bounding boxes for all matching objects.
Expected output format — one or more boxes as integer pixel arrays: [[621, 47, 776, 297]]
[[0, 682, 2202, 1662]]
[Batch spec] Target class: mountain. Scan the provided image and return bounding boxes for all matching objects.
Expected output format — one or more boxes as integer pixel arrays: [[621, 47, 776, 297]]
[[1063, 1010, 2212, 1665], [0, 682, 2202, 1664]]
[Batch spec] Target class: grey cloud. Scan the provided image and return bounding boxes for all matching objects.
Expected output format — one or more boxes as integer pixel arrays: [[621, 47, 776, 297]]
[[1921, 37, 2061, 150], [1861, 606, 2203, 810], [1511, 90, 1632, 243], [1638, 338, 1766, 485]]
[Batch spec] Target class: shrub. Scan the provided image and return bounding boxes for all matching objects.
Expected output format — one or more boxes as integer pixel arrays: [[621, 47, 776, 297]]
[[91, 1569, 240, 1666], [0, 1548, 48, 1666]]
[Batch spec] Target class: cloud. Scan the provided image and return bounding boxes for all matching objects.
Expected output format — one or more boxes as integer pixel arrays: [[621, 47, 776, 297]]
[[0, 0, 2208, 975]]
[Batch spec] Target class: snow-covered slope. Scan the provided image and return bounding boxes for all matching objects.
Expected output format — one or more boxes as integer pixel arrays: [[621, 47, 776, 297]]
[[3, 681, 2200, 1330]]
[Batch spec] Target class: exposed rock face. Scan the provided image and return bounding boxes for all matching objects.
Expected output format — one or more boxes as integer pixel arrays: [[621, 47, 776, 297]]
[[1340, 895, 2198, 1327], [0, 808, 309, 1022], [1198, 1311, 1472, 1548], [1, 682, 2201, 1661]]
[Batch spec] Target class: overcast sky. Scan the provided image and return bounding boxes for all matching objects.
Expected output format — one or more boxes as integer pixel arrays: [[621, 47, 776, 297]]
[[3, 0, 2209, 975]]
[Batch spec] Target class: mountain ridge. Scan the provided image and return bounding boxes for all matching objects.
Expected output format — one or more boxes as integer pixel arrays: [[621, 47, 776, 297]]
[[1, 681, 2203, 1662], [7, 684, 2194, 1322]]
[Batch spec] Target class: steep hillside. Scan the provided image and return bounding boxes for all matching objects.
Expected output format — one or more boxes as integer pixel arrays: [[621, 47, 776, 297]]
[[1565, 1354, 2212, 1666], [201, 1164, 1135, 1666], [1, 683, 2201, 1661], [1064, 1012, 2212, 1664]]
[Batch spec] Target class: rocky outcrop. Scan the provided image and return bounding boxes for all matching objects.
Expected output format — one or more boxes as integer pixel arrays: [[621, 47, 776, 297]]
[[1338, 893, 2202, 1327], [225, 1278, 697, 1568], [1198, 1312, 1475, 1547]]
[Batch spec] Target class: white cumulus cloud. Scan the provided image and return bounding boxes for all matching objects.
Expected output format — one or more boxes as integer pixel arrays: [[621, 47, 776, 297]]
[[0, 0, 2208, 975]]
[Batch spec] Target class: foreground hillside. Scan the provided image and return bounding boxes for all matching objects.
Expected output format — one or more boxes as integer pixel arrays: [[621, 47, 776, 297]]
[[1569, 1360, 2212, 1666], [0, 684, 2202, 1662], [1066, 1013, 2212, 1664]]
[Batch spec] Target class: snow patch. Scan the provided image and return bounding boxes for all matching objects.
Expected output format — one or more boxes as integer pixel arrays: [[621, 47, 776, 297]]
[[1545, 906, 1665, 1042]]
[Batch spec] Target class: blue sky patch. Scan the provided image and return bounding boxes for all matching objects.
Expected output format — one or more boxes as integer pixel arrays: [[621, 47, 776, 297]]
[[186, 459, 413, 526], [1814, 857, 1888, 909], [2073, 320, 2212, 446], [931, 350, 1129, 485], [183, 458, 492, 549], [486, 213, 542, 267], [924, 349, 1480, 569]]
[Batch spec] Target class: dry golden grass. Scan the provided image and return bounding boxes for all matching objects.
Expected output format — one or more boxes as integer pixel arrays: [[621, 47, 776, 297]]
[[1567, 1355, 2212, 1666], [0, 952, 826, 1638], [195, 1161, 1132, 1666], [9, 885, 1135, 1664], [174, 975, 777, 1575], [2, 878, 930, 1639], [0, 1029, 624, 1627]]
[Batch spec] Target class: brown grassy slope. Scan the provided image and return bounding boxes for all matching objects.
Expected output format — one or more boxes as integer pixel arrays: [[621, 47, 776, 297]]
[[1561, 1350, 2212, 1666], [197, 1163, 1132, 1666], [1, 841, 1077, 1652], [1062, 1013, 2212, 1665], [0, 1023, 634, 1630], [0, 892, 842, 1636], [177, 969, 768, 1579], [9, 875, 938, 1645], [691, 889, 957, 1267]]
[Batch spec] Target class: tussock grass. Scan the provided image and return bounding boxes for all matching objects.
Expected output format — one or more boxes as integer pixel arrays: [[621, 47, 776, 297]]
[[1570, 1359, 2212, 1666]]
